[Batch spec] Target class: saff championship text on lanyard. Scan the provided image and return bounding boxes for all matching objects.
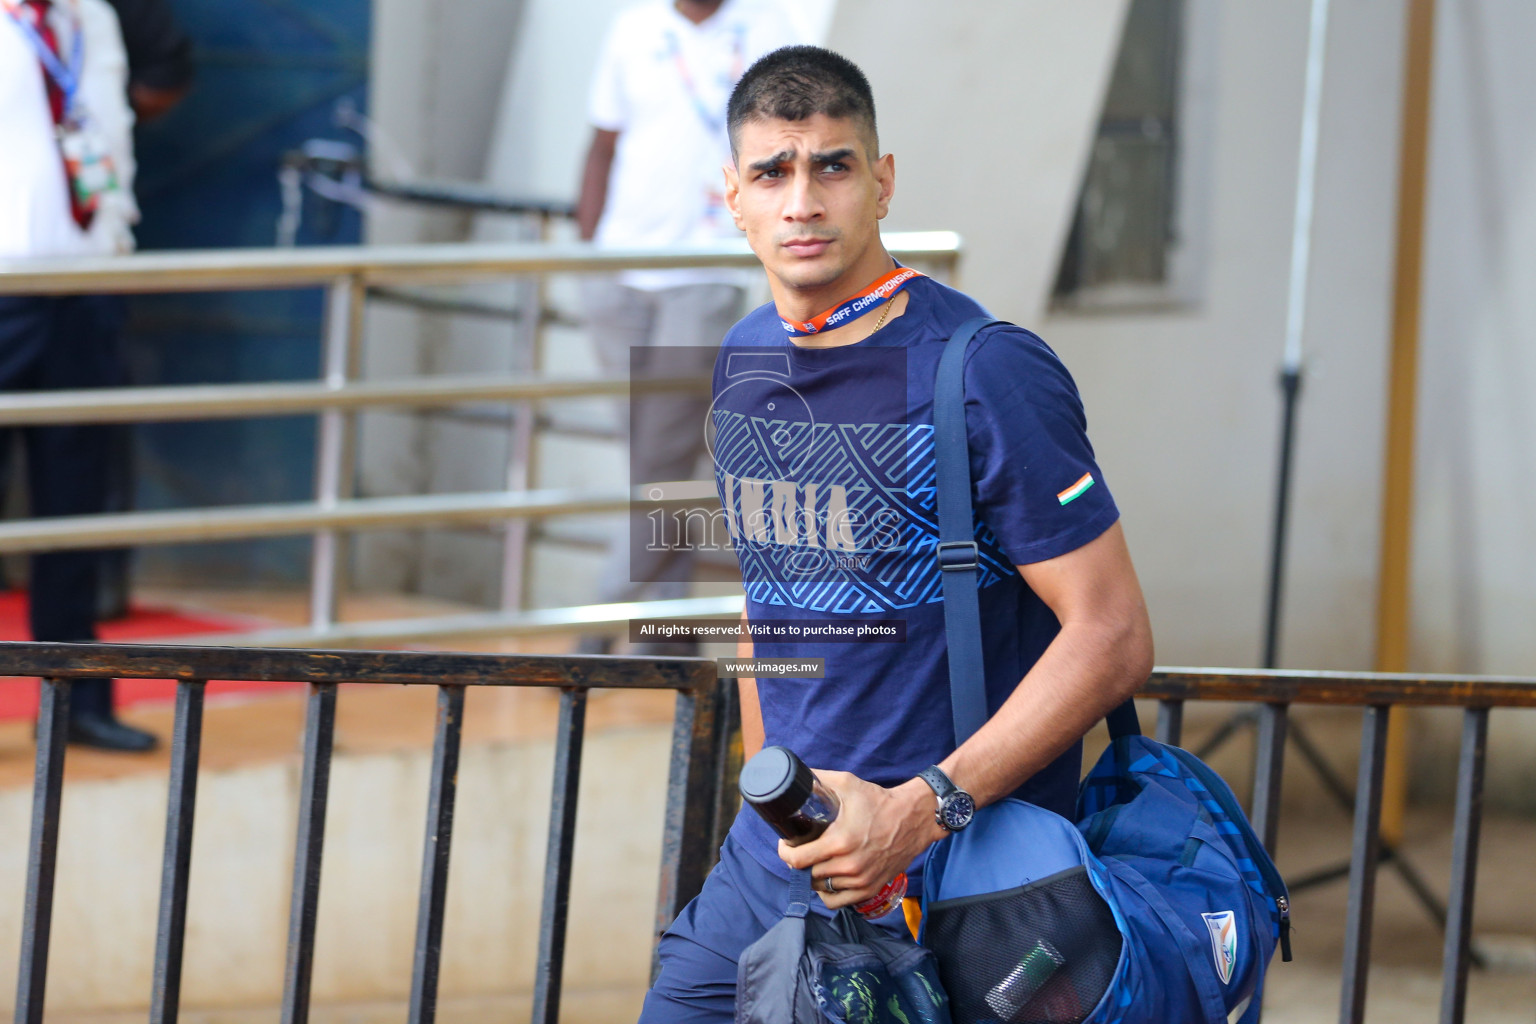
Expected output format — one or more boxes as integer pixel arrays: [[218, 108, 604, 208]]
[[779, 267, 925, 337]]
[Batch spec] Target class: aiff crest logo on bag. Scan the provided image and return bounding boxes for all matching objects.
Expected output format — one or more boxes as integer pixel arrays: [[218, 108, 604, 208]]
[[1201, 910, 1238, 985]]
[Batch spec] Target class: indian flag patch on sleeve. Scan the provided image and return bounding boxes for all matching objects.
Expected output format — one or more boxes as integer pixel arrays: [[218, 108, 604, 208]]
[[1057, 472, 1095, 506]]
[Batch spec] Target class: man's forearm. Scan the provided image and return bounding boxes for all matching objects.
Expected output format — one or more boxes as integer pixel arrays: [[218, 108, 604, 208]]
[[936, 613, 1151, 807], [576, 129, 618, 241]]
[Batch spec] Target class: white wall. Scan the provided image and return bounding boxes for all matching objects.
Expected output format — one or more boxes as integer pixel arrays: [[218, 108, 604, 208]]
[[357, 0, 529, 598], [826, 0, 1130, 326], [1414, 0, 1536, 678], [1045, 1, 1406, 671], [1411, 0, 1536, 809], [1038, 1, 1536, 808]]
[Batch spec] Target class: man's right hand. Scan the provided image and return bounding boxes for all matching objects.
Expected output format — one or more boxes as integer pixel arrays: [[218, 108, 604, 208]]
[[777, 770, 942, 911]]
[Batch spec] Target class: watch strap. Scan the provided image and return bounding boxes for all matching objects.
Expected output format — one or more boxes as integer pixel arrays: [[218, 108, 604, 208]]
[[918, 765, 957, 801]]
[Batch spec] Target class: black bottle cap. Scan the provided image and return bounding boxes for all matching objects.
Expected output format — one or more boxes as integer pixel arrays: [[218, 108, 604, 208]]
[[738, 745, 815, 822]]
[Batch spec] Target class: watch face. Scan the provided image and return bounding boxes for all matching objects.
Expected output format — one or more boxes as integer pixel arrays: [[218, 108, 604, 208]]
[[940, 792, 975, 831]]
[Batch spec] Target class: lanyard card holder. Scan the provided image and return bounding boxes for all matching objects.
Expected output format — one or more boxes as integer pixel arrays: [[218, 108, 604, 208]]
[[58, 117, 118, 215]]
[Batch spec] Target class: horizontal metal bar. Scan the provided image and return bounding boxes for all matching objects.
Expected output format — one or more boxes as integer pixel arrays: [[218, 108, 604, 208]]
[[365, 286, 526, 321], [1145, 668, 1536, 709], [0, 635, 724, 689], [0, 373, 708, 427], [154, 594, 747, 649], [0, 485, 725, 554], [365, 177, 576, 218], [0, 232, 961, 295]]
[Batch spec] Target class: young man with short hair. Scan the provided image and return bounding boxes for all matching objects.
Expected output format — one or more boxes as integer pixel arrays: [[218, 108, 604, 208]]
[[641, 45, 1153, 1021]]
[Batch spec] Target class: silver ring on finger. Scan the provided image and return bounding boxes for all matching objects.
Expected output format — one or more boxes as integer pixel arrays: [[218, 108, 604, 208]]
[[822, 876, 837, 894]]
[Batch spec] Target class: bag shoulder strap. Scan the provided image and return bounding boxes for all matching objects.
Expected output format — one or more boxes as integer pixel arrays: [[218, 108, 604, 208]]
[[934, 317, 1139, 746], [934, 316, 1002, 744]]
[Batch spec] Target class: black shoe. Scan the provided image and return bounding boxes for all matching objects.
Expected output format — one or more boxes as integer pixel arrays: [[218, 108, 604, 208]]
[[67, 714, 159, 752]]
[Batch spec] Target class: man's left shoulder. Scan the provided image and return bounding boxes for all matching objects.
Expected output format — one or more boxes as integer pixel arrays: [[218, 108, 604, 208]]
[[966, 321, 1061, 367], [912, 275, 990, 328], [916, 282, 1061, 369]]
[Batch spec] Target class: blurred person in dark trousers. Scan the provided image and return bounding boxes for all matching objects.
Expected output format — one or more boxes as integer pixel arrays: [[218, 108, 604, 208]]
[[1, 0, 157, 750], [92, 0, 190, 620], [575, 0, 800, 653]]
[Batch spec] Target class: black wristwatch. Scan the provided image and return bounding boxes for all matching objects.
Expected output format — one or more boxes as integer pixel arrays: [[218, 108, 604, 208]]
[[918, 766, 975, 833]]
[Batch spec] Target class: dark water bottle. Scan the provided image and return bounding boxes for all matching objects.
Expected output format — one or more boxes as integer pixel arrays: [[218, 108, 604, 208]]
[[739, 745, 907, 918]]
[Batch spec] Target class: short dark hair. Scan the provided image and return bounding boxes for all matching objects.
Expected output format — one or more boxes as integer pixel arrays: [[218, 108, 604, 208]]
[[727, 46, 878, 159]]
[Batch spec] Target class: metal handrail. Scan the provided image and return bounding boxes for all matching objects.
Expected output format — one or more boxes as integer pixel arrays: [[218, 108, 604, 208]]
[[1144, 667, 1536, 707], [4, 642, 727, 1024], [0, 231, 961, 294], [0, 372, 708, 426], [164, 594, 748, 649], [6, 649, 1526, 1024], [0, 482, 719, 553], [0, 488, 634, 553], [0, 232, 962, 640]]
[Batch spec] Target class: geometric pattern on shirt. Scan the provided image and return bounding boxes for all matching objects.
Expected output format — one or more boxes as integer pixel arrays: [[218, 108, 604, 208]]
[[711, 411, 1012, 612]]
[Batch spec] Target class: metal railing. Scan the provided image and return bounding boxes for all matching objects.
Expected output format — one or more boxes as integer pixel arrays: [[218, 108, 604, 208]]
[[8, 650, 1532, 1023], [1143, 668, 1536, 1024], [6, 640, 735, 1024], [0, 233, 961, 644]]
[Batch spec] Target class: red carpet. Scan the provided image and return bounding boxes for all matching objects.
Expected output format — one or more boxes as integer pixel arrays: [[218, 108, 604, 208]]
[[0, 590, 297, 721]]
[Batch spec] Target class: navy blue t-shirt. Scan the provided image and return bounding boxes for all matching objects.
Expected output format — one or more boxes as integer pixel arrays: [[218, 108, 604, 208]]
[[710, 275, 1120, 879]]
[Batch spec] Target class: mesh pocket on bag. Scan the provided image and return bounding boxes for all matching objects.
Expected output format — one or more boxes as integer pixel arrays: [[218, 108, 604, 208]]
[[924, 866, 1121, 1024]]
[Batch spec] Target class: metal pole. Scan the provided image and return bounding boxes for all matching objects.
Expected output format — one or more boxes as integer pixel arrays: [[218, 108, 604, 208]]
[[1374, 0, 1438, 846], [310, 274, 365, 630], [1262, 0, 1332, 668], [500, 212, 548, 612]]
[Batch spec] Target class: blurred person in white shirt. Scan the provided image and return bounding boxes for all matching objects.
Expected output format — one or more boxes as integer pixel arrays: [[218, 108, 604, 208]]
[[1, 0, 156, 751], [575, 1, 800, 652]]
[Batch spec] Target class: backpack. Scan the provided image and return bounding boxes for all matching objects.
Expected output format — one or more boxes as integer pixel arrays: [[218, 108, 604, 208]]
[[918, 317, 1291, 1024], [736, 869, 954, 1024]]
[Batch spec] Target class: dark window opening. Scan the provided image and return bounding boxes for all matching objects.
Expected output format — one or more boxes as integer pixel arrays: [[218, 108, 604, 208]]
[[1054, 0, 1182, 300]]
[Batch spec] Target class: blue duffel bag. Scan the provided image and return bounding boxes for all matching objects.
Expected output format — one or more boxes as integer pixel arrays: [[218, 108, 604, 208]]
[[918, 319, 1291, 1024]]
